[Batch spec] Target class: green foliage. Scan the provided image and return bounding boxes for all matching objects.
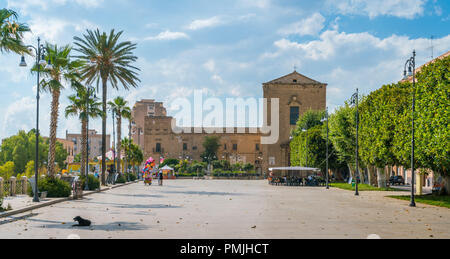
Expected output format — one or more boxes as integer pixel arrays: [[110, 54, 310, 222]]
[[201, 136, 221, 162], [212, 160, 230, 170], [328, 103, 358, 170], [0, 8, 31, 54], [359, 82, 412, 168], [79, 174, 100, 190], [291, 110, 344, 173], [125, 173, 137, 182], [36, 178, 71, 198], [188, 161, 207, 174], [74, 153, 81, 163], [415, 55, 449, 176], [243, 163, 254, 171], [0, 161, 15, 179], [115, 174, 127, 184], [292, 109, 326, 136], [0, 130, 68, 176], [160, 158, 179, 168], [231, 163, 243, 171]]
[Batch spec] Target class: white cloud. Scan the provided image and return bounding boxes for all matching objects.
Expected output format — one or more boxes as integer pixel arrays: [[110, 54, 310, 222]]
[[326, 0, 427, 19], [187, 16, 226, 30], [7, 0, 104, 15], [278, 13, 326, 36], [144, 30, 189, 41]]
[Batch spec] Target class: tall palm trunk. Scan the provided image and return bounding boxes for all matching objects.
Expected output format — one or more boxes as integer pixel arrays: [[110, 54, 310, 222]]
[[80, 118, 87, 176], [101, 78, 107, 185], [117, 115, 122, 175], [47, 89, 61, 177]]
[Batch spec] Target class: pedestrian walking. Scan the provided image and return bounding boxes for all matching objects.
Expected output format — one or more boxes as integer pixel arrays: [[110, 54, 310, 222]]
[[158, 170, 163, 186]]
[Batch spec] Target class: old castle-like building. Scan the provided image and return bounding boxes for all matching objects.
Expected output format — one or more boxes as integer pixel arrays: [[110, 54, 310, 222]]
[[131, 71, 327, 174]]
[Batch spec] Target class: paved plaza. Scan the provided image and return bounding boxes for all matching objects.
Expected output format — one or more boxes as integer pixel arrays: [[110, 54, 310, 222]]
[[0, 180, 449, 239]]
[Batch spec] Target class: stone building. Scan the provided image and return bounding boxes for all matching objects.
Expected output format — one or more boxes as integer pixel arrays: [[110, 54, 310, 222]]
[[66, 130, 111, 160], [131, 71, 327, 174]]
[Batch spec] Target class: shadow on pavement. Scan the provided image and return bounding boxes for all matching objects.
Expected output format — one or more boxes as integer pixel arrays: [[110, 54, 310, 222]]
[[36, 221, 150, 231], [160, 190, 245, 196], [106, 193, 165, 198], [81, 201, 183, 209], [0, 213, 39, 226]]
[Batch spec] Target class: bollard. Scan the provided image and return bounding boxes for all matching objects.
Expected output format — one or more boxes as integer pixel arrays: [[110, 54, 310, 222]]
[[9, 177, 16, 197], [22, 176, 28, 195]]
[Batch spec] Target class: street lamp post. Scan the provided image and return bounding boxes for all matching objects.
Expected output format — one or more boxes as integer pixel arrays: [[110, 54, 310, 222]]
[[19, 37, 53, 203], [351, 89, 360, 196], [321, 108, 330, 189], [403, 50, 416, 207]]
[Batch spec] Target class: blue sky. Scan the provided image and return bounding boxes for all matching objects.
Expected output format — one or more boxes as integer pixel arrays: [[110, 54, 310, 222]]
[[0, 0, 449, 141]]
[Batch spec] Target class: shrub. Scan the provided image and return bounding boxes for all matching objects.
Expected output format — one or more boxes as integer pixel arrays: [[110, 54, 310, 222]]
[[115, 174, 127, 184], [125, 173, 137, 182], [79, 175, 100, 191], [35, 177, 71, 198]]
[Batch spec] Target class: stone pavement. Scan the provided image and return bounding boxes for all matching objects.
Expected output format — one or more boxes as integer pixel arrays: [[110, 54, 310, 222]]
[[0, 180, 449, 239]]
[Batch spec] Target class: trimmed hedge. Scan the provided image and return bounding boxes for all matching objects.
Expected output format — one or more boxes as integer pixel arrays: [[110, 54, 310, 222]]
[[31, 177, 71, 198], [79, 175, 100, 190]]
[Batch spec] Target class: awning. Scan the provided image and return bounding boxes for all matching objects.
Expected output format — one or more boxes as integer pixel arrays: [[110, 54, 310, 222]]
[[160, 165, 174, 171]]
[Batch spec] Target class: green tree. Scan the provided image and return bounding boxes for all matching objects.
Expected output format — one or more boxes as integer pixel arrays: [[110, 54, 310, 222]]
[[109, 97, 131, 175], [129, 143, 144, 175], [328, 103, 359, 179], [201, 136, 221, 163], [65, 85, 102, 175], [360, 82, 412, 187], [0, 130, 47, 175], [0, 8, 30, 54], [74, 29, 141, 185], [37, 43, 83, 177], [415, 55, 450, 194], [0, 161, 15, 179], [292, 109, 326, 134]]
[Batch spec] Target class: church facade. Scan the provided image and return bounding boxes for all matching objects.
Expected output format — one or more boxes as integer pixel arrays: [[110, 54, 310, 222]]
[[131, 71, 327, 174]]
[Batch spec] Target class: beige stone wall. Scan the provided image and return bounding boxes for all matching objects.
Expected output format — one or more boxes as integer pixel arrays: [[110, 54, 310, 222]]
[[143, 116, 263, 168], [138, 71, 326, 175], [262, 72, 327, 174], [66, 130, 111, 159]]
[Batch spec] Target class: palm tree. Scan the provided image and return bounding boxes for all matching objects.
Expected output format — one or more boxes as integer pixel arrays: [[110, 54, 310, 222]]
[[73, 29, 140, 185], [0, 8, 30, 54], [65, 85, 102, 176], [108, 96, 131, 175], [38, 43, 83, 177], [121, 137, 132, 175], [128, 142, 143, 176]]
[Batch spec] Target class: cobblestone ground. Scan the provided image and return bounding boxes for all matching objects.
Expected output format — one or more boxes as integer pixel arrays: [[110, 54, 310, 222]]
[[0, 180, 449, 239]]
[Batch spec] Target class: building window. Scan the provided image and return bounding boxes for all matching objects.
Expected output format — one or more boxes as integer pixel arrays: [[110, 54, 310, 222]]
[[193, 146, 198, 150], [183, 143, 188, 151], [255, 144, 260, 151], [224, 144, 227, 150], [156, 143, 161, 153], [290, 106, 300, 125], [233, 144, 238, 151]]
